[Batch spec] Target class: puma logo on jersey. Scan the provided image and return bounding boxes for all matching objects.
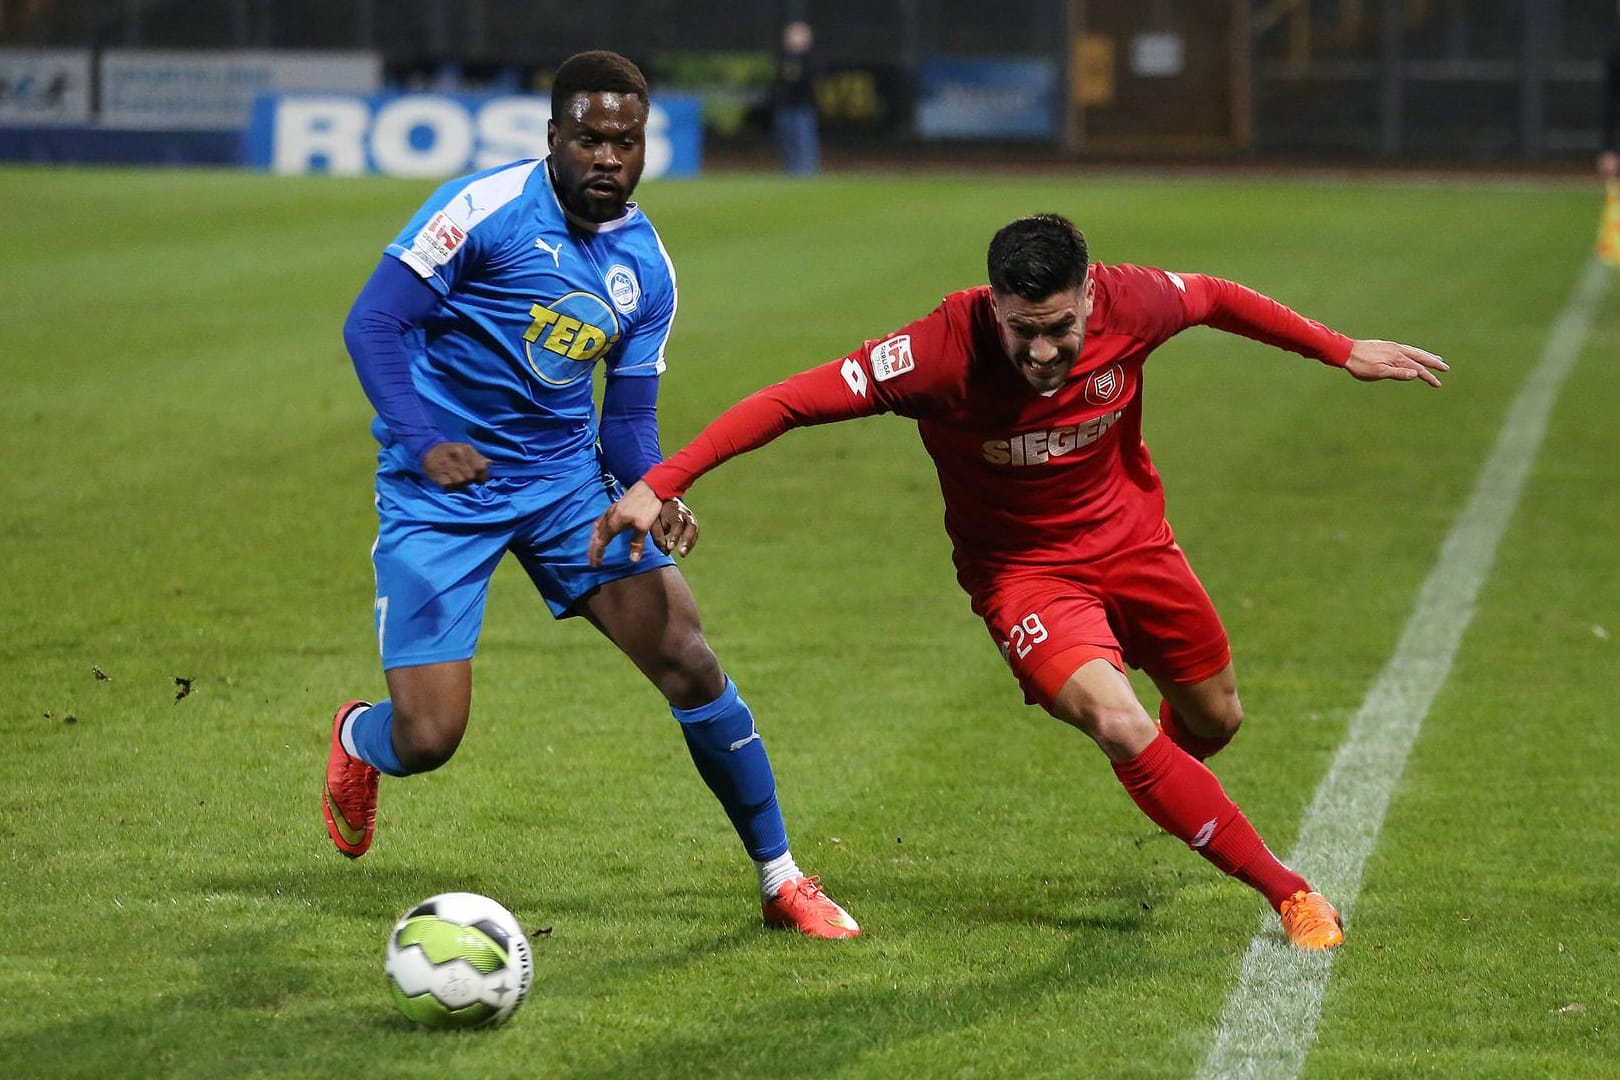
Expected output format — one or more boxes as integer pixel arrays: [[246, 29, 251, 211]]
[[980, 409, 1124, 466], [534, 236, 563, 265]]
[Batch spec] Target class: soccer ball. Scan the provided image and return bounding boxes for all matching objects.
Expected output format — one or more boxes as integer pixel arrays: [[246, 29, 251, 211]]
[[384, 891, 533, 1029]]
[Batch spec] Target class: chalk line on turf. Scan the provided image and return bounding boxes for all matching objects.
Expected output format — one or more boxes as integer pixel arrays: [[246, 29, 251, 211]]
[[1195, 256, 1611, 1080]]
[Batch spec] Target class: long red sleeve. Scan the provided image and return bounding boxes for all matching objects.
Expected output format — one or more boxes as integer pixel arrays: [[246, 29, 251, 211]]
[[644, 271, 1353, 503], [643, 358, 877, 499], [1183, 274, 1354, 366]]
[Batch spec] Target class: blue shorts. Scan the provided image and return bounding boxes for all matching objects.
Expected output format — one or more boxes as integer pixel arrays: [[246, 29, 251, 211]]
[[370, 456, 674, 670]]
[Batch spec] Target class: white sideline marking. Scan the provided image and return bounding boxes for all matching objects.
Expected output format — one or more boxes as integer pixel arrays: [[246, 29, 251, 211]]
[[1196, 257, 1611, 1080]]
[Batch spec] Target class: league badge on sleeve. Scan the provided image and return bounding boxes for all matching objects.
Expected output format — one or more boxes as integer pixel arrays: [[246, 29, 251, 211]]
[[870, 335, 915, 382], [414, 211, 467, 267]]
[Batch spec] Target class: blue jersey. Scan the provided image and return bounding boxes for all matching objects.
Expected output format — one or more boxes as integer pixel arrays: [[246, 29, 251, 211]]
[[380, 158, 676, 476]]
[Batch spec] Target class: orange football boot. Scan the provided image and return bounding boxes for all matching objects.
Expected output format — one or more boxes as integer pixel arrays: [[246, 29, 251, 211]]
[[1280, 890, 1344, 950], [322, 700, 380, 858], [762, 875, 861, 939]]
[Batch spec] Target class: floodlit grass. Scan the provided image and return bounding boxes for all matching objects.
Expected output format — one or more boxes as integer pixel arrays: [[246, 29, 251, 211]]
[[2, 166, 1615, 1078]]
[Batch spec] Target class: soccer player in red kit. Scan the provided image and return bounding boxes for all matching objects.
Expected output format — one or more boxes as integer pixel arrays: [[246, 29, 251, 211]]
[[588, 213, 1446, 950]]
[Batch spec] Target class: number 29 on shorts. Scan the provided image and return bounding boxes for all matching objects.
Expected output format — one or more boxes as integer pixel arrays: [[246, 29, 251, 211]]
[[1002, 611, 1049, 660]]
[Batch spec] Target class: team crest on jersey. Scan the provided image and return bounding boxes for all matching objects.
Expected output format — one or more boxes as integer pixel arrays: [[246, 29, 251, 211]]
[[605, 264, 640, 314], [870, 335, 915, 382], [522, 290, 622, 385], [1084, 363, 1126, 406], [413, 211, 466, 267]]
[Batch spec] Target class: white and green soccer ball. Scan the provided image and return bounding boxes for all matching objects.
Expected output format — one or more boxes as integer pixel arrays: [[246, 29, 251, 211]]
[[384, 891, 533, 1029]]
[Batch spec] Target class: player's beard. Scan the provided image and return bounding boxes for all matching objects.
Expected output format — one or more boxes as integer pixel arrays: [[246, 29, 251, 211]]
[[573, 175, 629, 221], [550, 161, 631, 223]]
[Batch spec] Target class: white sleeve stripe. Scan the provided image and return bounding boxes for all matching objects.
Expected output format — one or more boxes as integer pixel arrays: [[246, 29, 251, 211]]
[[395, 248, 438, 279], [646, 224, 679, 369], [439, 159, 541, 234]]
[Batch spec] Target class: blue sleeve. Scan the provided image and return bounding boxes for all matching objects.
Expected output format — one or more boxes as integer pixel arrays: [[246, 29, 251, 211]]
[[599, 373, 663, 488], [341, 256, 446, 463], [607, 238, 676, 379]]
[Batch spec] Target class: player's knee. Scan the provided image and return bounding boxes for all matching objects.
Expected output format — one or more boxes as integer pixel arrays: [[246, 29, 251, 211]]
[[1204, 688, 1244, 738], [1060, 701, 1157, 758], [652, 629, 726, 710], [392, 704, 468, 772], [1169, 683, 1243, 739]]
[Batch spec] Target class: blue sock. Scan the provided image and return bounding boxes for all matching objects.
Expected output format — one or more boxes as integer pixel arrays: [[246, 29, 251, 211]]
[[672, 678, 789, 861], [346, 700, 409, 777]]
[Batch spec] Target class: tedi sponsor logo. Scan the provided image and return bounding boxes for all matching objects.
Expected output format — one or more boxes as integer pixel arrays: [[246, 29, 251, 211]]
[[981, 409, 1124, 466], [521, 291, 621, 385]]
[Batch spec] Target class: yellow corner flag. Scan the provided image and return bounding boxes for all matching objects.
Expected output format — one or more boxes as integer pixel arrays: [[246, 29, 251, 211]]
[[1598, 180, 1620, 268]]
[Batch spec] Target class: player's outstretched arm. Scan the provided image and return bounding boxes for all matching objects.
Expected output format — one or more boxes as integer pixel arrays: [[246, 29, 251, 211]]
[[589, 480, 667, 567], [1344, 339, 1448, 387]]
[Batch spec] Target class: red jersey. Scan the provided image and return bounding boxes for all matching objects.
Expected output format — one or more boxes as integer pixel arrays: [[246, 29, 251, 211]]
[[645, 263, 1352, 578]]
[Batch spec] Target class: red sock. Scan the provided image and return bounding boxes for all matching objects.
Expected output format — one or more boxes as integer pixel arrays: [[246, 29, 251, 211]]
[[1158, 699, 1232, 761], [1113, 732, 1308, 910]]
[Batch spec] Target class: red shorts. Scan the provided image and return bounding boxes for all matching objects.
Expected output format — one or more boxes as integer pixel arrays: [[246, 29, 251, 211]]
[[965, 523, 1231, 710]]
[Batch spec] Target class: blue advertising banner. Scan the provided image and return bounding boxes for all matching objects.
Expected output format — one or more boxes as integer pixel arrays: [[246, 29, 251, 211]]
[[915, 58, 1058, 140], [246, 92, 702, 178]]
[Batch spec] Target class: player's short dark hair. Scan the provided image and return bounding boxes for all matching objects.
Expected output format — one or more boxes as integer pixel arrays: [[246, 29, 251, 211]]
[[987, 214, 1090, 300], [551, 50, 649, 117]]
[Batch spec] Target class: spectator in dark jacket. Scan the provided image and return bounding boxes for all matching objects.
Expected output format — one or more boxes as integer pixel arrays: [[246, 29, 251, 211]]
[[772, 20, 821, 175]]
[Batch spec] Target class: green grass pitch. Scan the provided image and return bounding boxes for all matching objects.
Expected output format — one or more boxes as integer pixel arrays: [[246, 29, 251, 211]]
[[2, 165, 1616, 1078]]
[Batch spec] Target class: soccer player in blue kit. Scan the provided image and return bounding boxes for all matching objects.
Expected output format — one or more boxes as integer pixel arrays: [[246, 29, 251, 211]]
[[322, 50, 859, 939]]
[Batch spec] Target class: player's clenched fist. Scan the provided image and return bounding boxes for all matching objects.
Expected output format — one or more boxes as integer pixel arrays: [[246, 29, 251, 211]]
[[656, 497, 700, 559], [421, 442, 491, 491]]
